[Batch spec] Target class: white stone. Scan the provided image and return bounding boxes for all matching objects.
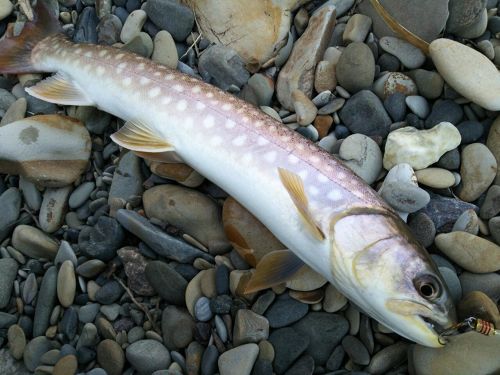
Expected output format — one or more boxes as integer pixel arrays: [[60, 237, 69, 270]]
[[339, 134, 382, 184], [405, 95, 430, 119], [383, 122, 461, 170], [430, 38, 500, 111]]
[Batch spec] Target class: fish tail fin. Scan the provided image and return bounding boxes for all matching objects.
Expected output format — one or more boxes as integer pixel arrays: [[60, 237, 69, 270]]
[[0, 1, 61, 73]]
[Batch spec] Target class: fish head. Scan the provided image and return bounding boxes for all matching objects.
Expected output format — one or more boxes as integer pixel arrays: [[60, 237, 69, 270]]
[[330, 208, 456, 347]]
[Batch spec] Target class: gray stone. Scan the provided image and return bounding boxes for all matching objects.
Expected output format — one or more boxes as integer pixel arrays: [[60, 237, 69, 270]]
[[339, 133, 382, 185], [342, 335, 370, 366], [12, 225, 59, 260], [336, 42, 375, 94], [380, 181, 430, 213], [459, 272, 500, 302], [446, 0, 487, 34], [233, 309, 269, 346], [0, 312, 17, 328], [0, 349, 30, 375], [218, 343, 259, 375], [145, 0, 194, 41], [69, 181, 95, 209], [439, 267, 462, 304], [145, 261, 187, 305], [23, 336, 59, 372], [269, 327, 309, 374], [126, 339, 171, 374], [33, 266, 57, 337], [162, 306, 195, 351], [0, 258, 18, 309], [79, 303, 101, 323], [409, 69, 444, 100], [78, 216, 124, 261], [97, 14, 123, 45], [0, 187, 21, 241], [54, 240, 77, 267], [19, 176, 42, 212], [116, 209, 213, 263], [94, 281, 124, 305], [425, 100, 463, 129], [339, 90, 391, 137], [366, 342, 408, 374], [379, 36, 426, 69], [39, 186, 72, 233], [108, 152, 143, 208], [265, 293, 308, 328], [199, 45, 250, 90], [479, 185, 500, 219]]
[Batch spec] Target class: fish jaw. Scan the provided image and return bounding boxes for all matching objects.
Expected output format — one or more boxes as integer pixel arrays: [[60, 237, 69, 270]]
[[328, 209, 456, 347]]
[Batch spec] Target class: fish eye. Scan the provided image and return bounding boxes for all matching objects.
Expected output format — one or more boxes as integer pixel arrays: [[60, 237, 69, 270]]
[[414, 274, 442, 300]]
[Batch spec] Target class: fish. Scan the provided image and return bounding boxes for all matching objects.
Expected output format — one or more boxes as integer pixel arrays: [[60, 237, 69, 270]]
[[0, 1, 456, 347]]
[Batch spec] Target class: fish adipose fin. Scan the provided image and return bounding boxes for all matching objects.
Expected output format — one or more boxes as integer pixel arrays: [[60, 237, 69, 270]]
[[245, 249, 304, 294], [111, 120, 175, 152], [25, 72, 94, 106], [0, 1, 62, 73], [278, 167, 326, 241]]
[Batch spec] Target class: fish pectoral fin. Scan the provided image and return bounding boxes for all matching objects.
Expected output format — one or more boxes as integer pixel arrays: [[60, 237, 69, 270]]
[[278, 167, 326, 241], [244, 249, 305, 294], [111, 119, 175, 153], [25, 72, 95, 106]]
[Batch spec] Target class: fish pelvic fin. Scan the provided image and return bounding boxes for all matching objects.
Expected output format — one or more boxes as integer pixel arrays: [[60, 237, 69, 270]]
[[111, 119, 175, 153], [278, 167, 326, 241], [0, 1, 62, 74], [244, 249, 305, 294]]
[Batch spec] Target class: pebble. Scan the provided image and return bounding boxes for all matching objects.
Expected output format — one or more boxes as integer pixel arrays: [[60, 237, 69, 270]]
[[366, 342, 408, 375], [314, 61, 337, 93], [0, 115, 91, 187], [342, 335, 370, 366], [0, 312, 16, 328], [198, 45, 249, 91], [126, 339, 171, 374], [458, 143, 497, 202], [145, 260, 187, 305], [53, 355, 77, 375], [116, 209, 212, 263], [94, 281, 123, 305], [80, 213, 122, 256], [435, 232, 500, 272], [218, 343, 259, 375], [97, 14, 123, 45], [447, 0, 487, 37], [97, 339, 125, 375], [233, 309, 270, 346], [162, 306, 195, 351], [23, 336, 59, 372], [200, 344, 218, 375], [60, 307, 78, 340], [194, 297, 213, 322], [460, 271, 500, 302], [0, 97, 27, 126], [452, 209, 479, 235], [118, 247, 154, 296], [0, 258, 18, 309], [69, 182, 95, 209], [276, 3, 336, 110], [79, 303, 100, 323], [479, 185, 500, 219], [152, 30, 178, 69], [143, 184, 230, 255], [128, 326, 145, 343], [323, 284, 348, 313], [40, 186, 72, 233], [8, 324, 26, 360], [379, 36, 426, 69], [292, 89, 317, 126], [456, 120, 484, 144], [373, 72, 417, 99], [57, 260, 76, 308], [0, 188, 21, 241], [430, 38, 500, 111], [384, 92, 407, 122], [145, 0, 194, 41], [22, 273, 38, 305], [343, 14, 372, 43], [0, 0, 13, 21], [421, 192, 478, 232], [425, 100, 463, 129], [339, 133, 382, 185], [100, 304, 120, 321], [269, 327, 309, 374], [383, 122, 462, 170], [120, 9, 146, 43], [339, 90, 391, 137], [380, 181, 430, 213], [108, 152, 143, 209], [415, 168, 456, 189], [335, 42, 375, 94], [405, 95, 430, 119], [123, 32, 154, 58], [76, 259, 107, 278], [439, 266, 462, 303], [265, 293, 309, 328], [409, 332, 500, 375], [13, 225, 58, 260], [457, 291, 500, 326], [19, 176, 42, 212], [54, 240, 77, 267], [409, 69, 444, 100], [293, 312, 349, 365]]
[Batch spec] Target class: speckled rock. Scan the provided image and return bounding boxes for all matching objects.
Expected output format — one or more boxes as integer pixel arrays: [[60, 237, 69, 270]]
[[339, 133, 382, 184]]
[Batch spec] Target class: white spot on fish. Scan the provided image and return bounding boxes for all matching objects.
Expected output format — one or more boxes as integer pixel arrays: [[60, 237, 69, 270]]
[[210, 136, 223, 146], [232, 135, 247, 146], [280, 135, 291, 142], [318, 174, 329, 183], [296, 144, 305, 151], [176, 100, 188, 111], [210, 100, 219, 106], [123, 77, 132, 86], [195, 102, 206, 111], [310, 155, 320, 164], [264, 151, 277, 163], [325, 165, 334, 173], [60, 50, 67, 57], [242, 153, 253, 164], [185, 117, 194, 129], [206, 92, 214, 98], [118, 62, 127, 69], [74, 48, 82, 54], [84, 51, 93, 58], [308, 186, 319, 196], [138, 63, 145, 70], [116, 67, 123, 74], [140, 77, 151, 85], [173, 85, 184, 92], [327, 190, 342, 201], [162, 96, 172, 104], [288, 154, 299, 164], [298, 170, 308, 180], [148, 87, 161, 98], [165, 74, 175, 81], [255, 121, 264, 128], [96, 66, 105, 76], [337, 172, 346, 180], [203, 116, 215, 128], [154, 71, 162, 77], [225, 120, 236, 129], [192, 86, 201, 94], [98, 50, 108, 57], [115, 53, 125, 60], [257, 136, 269, 146], [242, 117, 249, 123], [222, 104, 232, 111]]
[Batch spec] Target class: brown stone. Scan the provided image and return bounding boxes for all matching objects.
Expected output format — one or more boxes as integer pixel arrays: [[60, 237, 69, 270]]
[[53, 355, 78, 375], [117, 247, 154, 296], [313, 115, 333, 138]]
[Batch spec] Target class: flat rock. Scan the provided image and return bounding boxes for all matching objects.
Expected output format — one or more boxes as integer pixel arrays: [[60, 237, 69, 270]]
[[458, 143, 497, 202], [108, 151, 143, 208], [23, 336, 59, 372], [486, 116, 500, 182], [143, 184, 230, 255], [457, 291, 500, 327], [12, 225, 58, 260], [379, 36, 426, 69], [0, 187, 21, 241], [335, 42, 375, 94], [383, 122, 462, 170], [435, 232, 500, 273], [218, 343, 259, 375], [265, 293, 309, 328], [7, 324, 26, 360], [161, 306, 195, 351], [277, 3, 336, 110], [269, 327, 309, 374], [145, 0, 194, 41], [409, 332, 500, 375], [126, 339, 171, 374], [430, 38, 500, 111], [0, 115, 91, 187], [459, 272, 500, 302], [39, 186, 72, 233], [0, 258, 18, 309], [145, 261, 187, 305]]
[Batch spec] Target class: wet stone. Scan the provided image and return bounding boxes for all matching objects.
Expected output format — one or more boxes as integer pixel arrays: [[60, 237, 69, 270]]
[[269, 327, 309, 375], [78, 216, 124, 262], [265, 293, 309, 328]]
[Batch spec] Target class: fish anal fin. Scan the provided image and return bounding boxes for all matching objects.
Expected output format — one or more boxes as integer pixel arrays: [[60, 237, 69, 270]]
[[244, 249, 305, 294], [278, 167, 325, 241], [25, 72, 94, 106], [224, 223, 257, 266], [111, 120, 175, 153]]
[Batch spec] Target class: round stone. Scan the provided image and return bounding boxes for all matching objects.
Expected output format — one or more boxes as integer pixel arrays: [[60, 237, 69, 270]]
[[458, 143, 497, 202], [97, 339, 125, 375], [336, 42, 375, 94], [126, 339, 171, 374], [53, 355, 78, 375]]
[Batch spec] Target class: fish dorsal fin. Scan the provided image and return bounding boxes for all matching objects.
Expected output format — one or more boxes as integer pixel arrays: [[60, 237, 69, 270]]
[[111, 120, 175, 153], [25, 72, 95, 106], [244, 249, 305, 294], [278, 167, 326, 241]]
